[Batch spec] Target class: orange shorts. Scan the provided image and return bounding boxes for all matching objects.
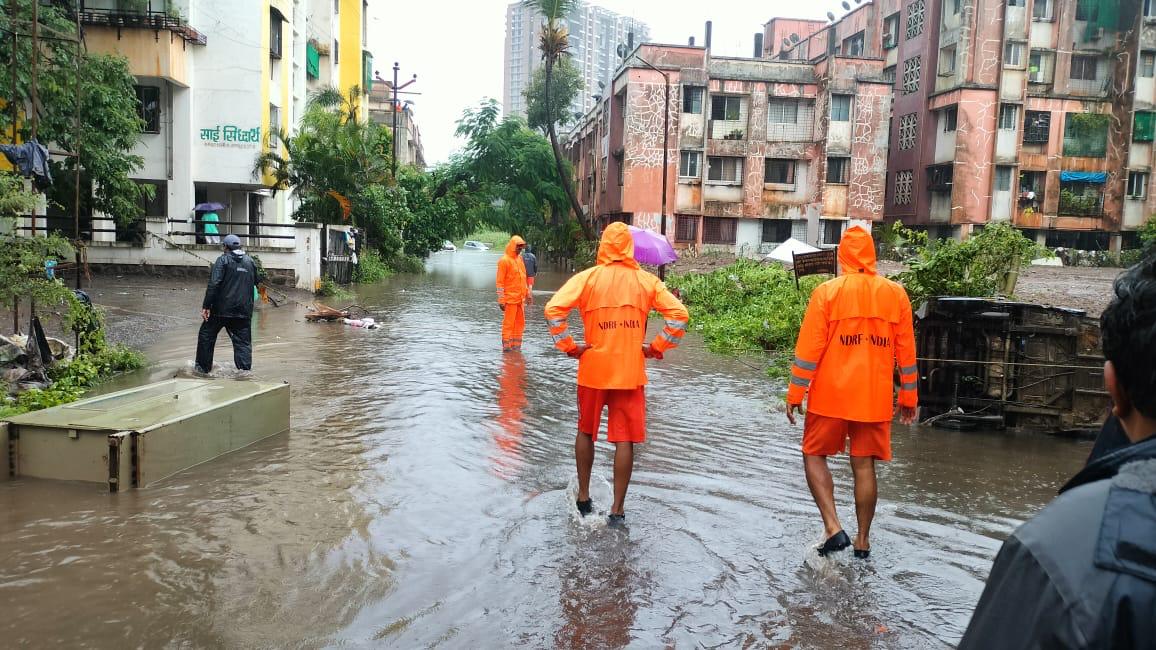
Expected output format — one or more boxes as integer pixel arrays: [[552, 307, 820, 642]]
[[578, 385, 646, 443], [802, 412, 892, 461]]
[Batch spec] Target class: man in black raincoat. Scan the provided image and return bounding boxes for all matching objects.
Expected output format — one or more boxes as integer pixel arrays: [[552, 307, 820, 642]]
[[195, 234, 265, 374], [960, 255, 1156, 648]]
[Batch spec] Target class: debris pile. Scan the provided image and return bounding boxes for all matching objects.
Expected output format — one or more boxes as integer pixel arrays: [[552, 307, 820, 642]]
[[2, 318, 74, 399]]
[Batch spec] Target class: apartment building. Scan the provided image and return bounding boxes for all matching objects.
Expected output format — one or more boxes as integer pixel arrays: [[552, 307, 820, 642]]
[[564, 42, 892, 254], [504, 1, 650, 119], [772, 0, 1152, 250], [368, 83, 426, 169]]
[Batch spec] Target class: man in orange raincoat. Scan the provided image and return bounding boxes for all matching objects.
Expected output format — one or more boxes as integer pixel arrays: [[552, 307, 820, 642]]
[[786, 225, 918, 558], [496, 235, 530, 352], [545, 222, 689, 526]]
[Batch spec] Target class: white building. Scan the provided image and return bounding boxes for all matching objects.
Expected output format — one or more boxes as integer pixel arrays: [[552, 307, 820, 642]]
[[503, 1, 650, 119]]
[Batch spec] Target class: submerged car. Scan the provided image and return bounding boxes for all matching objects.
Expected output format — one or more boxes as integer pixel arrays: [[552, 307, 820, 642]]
[[463, 240, 490, 250], [441, 241, 456, 251]]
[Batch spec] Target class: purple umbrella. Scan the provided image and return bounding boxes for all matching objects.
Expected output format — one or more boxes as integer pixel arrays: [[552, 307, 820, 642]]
[[627, 225, 678, 266]]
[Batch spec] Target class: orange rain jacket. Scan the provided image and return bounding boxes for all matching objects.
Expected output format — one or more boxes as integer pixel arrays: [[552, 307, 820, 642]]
[[787, 226, 918, 422], [545, 222, 690, 389], [496, 236, 528, 305]]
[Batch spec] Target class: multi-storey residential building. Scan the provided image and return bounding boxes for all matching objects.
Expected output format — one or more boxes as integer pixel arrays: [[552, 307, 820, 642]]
[[503, 2, 650, 119], [564, 42, 892, 254], [368, 83, 426, 169], [772, 0, 1151, 250]]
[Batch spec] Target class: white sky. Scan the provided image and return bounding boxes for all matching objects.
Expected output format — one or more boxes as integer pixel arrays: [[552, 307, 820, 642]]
[[368, 1, 832, 165]]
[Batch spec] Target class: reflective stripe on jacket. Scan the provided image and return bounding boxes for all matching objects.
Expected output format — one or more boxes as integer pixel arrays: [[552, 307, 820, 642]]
[[545, 222, 689, 390], [496, 236, 528, 304], [786, 226, 917, 422]]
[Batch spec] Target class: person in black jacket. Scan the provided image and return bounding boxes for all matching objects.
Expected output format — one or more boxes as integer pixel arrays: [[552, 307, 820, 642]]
[[960, 254, 1156, 648], [195, 234, 265, 375]]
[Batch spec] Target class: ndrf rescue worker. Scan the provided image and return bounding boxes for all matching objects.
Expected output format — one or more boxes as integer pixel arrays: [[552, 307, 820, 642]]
[[785, 225, 918, 558], [545, 222, 689, 526], [496, 235, 530, 352], [196, 234, 265, 374]]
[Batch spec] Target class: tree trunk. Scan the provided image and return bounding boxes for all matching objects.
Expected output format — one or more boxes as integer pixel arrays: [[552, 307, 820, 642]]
[[543, 56, 595, 241]]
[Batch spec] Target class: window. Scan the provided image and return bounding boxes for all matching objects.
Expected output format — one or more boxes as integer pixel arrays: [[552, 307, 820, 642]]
[[1063, 112, 1109, 157], [822, 219, 844, 245], [883, 13, 900, 49], [1058, 180, 1104, 216], [1029, 50, 1054, 83], [906, 0, 926, 39], [1134, 111, 1155, 142], [827, 157, 850, 184], [334, 0, 339, 12], [843, 31, 865, 57], [939, 45, 956, 75], [1007, 0, 1024, 6], [270, 9, 284, 59], [679, 151, 701, 177], [682, 86, 704, 113], [136, 180, 167, 218], [761, 219, 793, 243], [711, 95, 742, 121], [1023, 110, 1051, 143], [830, 95, 851, 121], [675, 215, 698, 242], [1004, 42, 1024, 67], [995, 166, 1014, 192], [1070, 55, 1099, 81], [903, 56, 922, 94], [898, 113, 918, 149], [952, 0, 963, 14], [764, 159, 796, 185], [1032, 0, 1052, 19], [1146, 0, 1156, 18], [767, 98, 799, 123], [883, 65, 897, 83], [702, 217, 737, 244], [894, 170, 914, 204], [1075, 0, 1098, 21], [334, 39, 340, 64], [998, 104, 1018, 130], [1141, 52, 1155, 77], [134, 85, 160, 134], [269, 104, 280, 138], [929, 164, 954, 191], [1128, 171, 1149, 199], [942, 106, 958, 132], [706, 156, 743, 183]]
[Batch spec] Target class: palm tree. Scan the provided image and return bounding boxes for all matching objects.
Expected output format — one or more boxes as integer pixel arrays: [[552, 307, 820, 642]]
[[522, 0, 594, 240]]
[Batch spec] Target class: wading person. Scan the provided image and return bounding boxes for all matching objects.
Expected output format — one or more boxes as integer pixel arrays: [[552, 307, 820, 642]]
[[523, 244, 538, 305], [785, 225, 918, 558], [960, 255, 1156, 648], [545, 222, 689, 526], [496, 235, 529, 352], [195, 234, 265, 375]]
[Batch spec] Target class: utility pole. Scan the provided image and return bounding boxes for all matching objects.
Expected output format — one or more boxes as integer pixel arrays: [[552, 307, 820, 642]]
[[630, 54, 670, 280], [390, 61, 416, 178]]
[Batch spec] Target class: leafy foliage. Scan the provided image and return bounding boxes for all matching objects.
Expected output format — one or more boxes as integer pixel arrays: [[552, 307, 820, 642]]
[[1139, 216, 1156, 250], [893, 223, 1048, 307], [352, 249, 390, 283], [0, 1, 152, 224], [0, 171, 38, 218], [524, 55, 583, 134]]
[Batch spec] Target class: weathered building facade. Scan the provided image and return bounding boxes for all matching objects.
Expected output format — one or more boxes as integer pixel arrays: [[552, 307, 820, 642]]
[[564, 42, 892, 254]]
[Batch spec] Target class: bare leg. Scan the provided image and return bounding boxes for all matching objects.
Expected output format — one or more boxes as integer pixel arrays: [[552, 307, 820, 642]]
[[850, 456, 878, 550], [610, 442, 634, 515], [575, 432, 594, 502], [804, 454, 843, 537]]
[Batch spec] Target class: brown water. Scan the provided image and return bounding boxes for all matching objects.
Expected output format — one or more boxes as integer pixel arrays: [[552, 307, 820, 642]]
[[1, 251, 1093, 648]]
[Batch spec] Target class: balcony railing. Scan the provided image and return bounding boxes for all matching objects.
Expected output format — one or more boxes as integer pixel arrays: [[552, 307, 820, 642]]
[[79, 5, 207, 45]]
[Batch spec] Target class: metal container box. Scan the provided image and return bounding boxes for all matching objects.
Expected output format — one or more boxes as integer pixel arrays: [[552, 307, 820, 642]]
[[3, 379, 289, 491]]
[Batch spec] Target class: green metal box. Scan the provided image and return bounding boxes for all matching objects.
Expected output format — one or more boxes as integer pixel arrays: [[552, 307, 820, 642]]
[[3, 379, 289, 491]]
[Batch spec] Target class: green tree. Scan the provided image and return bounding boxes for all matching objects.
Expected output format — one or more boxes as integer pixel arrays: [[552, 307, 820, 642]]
[[520, 0, 594, 240], [524, 55, 583, 135], [0, 1, 152, 225]]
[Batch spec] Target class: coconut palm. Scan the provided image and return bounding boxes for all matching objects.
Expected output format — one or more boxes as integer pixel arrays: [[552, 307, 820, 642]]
[[521, 0, 594, 240]]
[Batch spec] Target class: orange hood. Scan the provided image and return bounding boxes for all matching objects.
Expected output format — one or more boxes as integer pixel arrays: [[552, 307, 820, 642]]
[[505, 235, 526, 258], [838, 225, 877, 276], [596, 222, 640, 269]]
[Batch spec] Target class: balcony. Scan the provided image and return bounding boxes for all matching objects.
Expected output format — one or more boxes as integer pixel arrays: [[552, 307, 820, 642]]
[[80, 2, 207, 46]]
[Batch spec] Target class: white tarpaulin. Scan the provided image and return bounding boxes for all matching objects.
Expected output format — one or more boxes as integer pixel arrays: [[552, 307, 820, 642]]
[[766, 238, 820, 264]]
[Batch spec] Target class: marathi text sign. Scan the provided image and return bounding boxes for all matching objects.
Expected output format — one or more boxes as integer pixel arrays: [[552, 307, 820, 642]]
[[200, 125, 261, 148], [792, 249, 837, 289]]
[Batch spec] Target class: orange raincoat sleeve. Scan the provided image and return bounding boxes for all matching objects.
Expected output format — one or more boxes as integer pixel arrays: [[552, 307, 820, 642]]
[[787, 288, 830, 407], [648, 281, 689, 354], [895, 295, 919, 408], [543, 269, 592, 354]]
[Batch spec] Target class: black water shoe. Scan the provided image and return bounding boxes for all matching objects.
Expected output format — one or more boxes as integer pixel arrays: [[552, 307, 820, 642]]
[[817, 530, 851, 556], [854, 549, 871, 559], [607, 513, 626, 528], [576, 499, 593, 516]]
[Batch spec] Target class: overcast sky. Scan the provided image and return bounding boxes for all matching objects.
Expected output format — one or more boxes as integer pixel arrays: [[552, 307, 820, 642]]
[[368, 1, 831, 166]]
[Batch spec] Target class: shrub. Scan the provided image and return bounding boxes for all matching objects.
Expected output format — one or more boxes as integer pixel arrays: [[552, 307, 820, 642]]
[[387, 254, 426, 275], [353, 249, 390, 284]]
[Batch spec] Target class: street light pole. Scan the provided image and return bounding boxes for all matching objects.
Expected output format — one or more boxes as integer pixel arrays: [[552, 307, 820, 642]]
[[390, 62, 417, 178], [630, 54, 670, 280]]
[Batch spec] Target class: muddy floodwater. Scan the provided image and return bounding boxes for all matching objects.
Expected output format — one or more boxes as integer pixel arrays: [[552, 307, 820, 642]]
[[1, 251, 1094, 648]]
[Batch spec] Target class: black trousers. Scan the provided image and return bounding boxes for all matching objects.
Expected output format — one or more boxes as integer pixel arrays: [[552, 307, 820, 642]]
[[195, 316, 252, 373]]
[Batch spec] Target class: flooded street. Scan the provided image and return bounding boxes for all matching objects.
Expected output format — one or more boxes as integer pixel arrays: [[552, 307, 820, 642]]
[[1, 251, 1093, 648]]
